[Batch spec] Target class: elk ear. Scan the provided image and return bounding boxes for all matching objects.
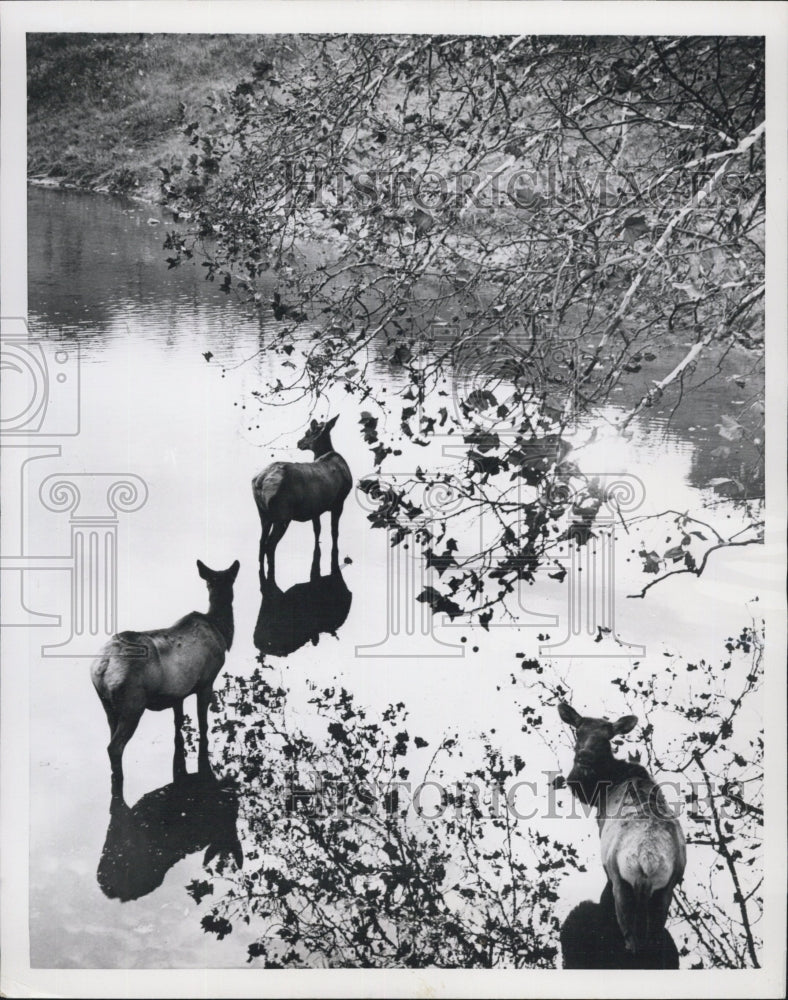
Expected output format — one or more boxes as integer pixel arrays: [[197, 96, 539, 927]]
[[325, 414, 339, 430], [558, 702, 581, 728], [310, 418, 319, 430], [196, 559, 209, 580], [612, 714, 638, 736], [229, 559, 240, 581]]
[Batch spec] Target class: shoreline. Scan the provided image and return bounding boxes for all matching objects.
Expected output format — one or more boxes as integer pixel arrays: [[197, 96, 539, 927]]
[[28, 174, 161, 210]]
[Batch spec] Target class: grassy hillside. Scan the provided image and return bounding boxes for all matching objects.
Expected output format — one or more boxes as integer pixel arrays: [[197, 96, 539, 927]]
[[27, 34, 271, 200]]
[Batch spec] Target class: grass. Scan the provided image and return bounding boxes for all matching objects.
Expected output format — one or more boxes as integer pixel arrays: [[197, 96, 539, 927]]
[[27, 34, 273, 200]]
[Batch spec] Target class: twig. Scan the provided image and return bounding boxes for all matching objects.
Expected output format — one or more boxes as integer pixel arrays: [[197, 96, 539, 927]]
[[628, 537, 763, 599], [693, 752, 760, 967]]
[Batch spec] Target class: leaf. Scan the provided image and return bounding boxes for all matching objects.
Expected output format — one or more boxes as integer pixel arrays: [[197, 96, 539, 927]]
[[186, 879, 214, 904], [622, 214, 649, 245], [416, 586, 463, 620], [201, 913, 233, 940], [372, 443, 392, 466], [327, 721, 350, 745], [414, 736, 428, 748], [464, 389, 498, 411], [463, 428, 500, 453], [424, 549, 458, 577], [639, 549, 661, 574]]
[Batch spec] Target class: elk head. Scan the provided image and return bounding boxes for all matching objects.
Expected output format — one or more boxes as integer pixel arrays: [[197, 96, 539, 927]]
[[297, 414, 339, 455], [558, 702, 638, 803]]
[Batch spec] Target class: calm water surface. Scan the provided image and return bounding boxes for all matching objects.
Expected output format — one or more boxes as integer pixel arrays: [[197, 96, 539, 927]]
[[25, 186, 764, 968]]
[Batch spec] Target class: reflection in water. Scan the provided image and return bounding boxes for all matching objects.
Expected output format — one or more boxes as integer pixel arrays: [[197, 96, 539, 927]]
[[97, 771, 242, 902], [254, 564, 352, 657], [560, 881, 679, 970]]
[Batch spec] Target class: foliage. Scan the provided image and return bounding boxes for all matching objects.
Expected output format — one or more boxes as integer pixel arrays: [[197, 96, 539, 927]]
[[192, 670, 583, 968], [161, 34, 765, 622]]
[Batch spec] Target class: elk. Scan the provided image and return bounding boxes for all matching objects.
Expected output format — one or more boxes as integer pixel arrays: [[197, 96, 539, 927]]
[[90, 559, 240, 793], [558, 702, 686, 956], [561, 880, 679, 969], [252, 414, 352, 584]]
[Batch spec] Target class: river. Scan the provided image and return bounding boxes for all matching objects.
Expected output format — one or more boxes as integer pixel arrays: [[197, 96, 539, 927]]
[[24, 185, 764, 968]]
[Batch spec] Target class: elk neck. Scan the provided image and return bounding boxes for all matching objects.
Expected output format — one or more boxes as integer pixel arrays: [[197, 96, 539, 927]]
[[311, 432, 335, 459], [568, 753, 650, 810], [207, 591, 235, 650]]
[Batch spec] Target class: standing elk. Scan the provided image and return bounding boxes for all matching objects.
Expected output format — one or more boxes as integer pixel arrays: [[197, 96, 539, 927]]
[[558, 702, 686, 957], [252, 414, 352, 584], [90, 559, 240, 793]]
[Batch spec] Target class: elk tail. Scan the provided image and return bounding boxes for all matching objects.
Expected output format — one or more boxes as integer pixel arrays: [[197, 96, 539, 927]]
[[630, 844, 669, 953]]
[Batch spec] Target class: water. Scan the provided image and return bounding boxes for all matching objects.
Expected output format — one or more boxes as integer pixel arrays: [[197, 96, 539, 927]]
[[24, 185, 766, 968]]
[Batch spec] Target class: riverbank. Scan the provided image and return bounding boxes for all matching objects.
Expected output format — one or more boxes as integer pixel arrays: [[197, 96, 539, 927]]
[[27, 34, 269, 201]]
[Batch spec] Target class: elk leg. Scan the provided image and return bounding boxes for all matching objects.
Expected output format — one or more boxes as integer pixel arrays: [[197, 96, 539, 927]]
[[196, 687, 212, 777], [258, 517, 271, 588], [311, 516, 322, 580], [107, 709, 143, 796], [330, 503, 343, 573], [611, 876, 638, 953], [100, 697, 118, 735], [173, 700, 187, 781], [266, 520, 289, 583], [647, 884, 673, 936]]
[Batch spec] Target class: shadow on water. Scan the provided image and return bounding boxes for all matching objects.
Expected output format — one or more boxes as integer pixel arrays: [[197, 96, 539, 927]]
[[254, 563, 352, 658], [97, 770, 243, 902], [560, 880, 679, 970]]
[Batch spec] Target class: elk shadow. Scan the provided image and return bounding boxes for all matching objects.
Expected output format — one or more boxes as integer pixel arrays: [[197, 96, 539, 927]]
[[560, 881, 680, 969], [254, 562, 352, 658], [97, 770, 243, 902]]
